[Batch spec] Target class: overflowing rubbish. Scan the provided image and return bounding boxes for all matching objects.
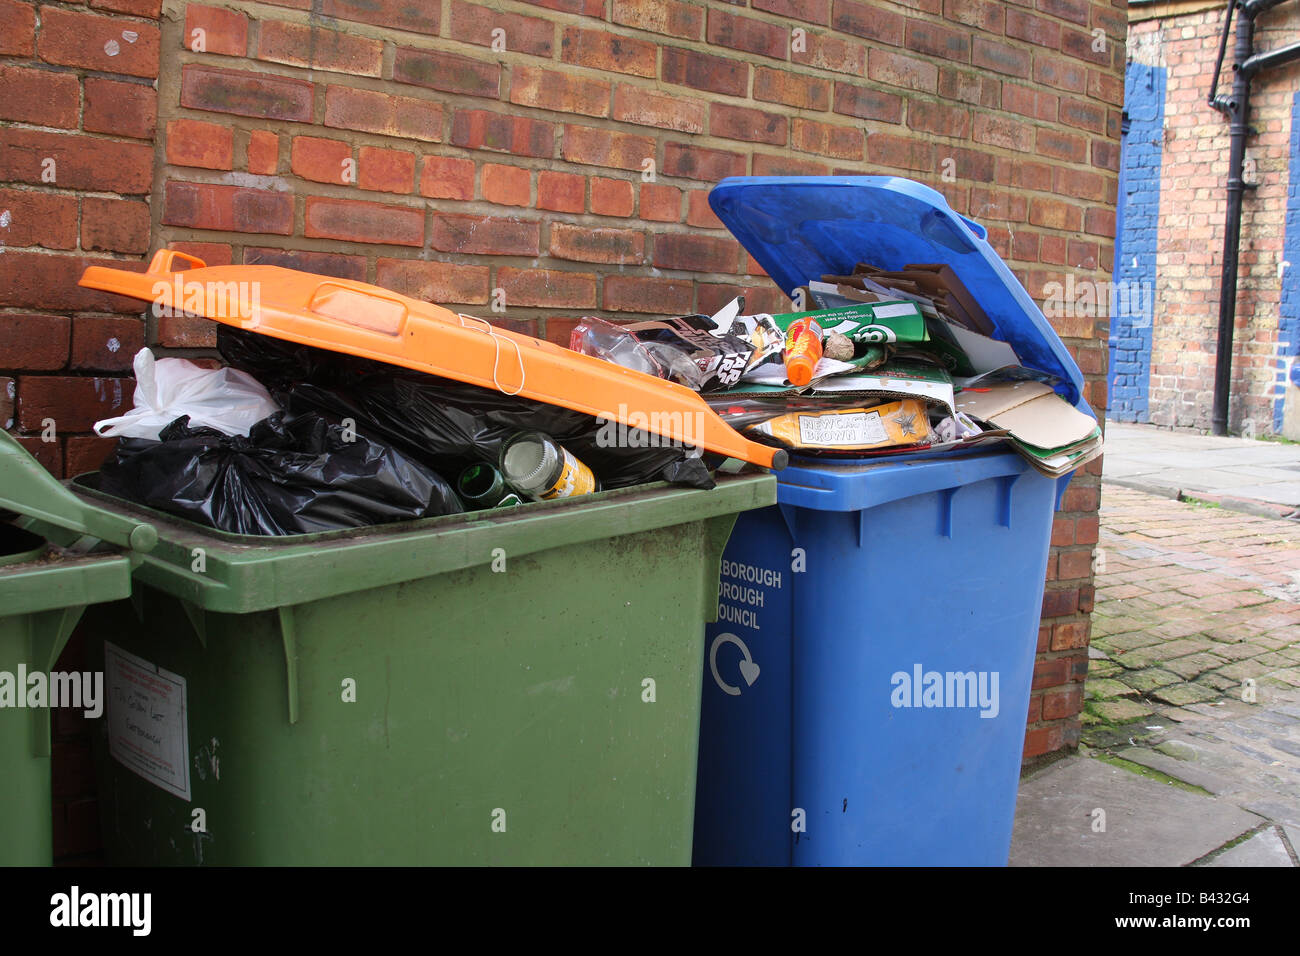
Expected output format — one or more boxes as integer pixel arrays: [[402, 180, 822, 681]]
[[693, 178, 1099, 868], [87, 320, 720, 534], [96, 412, 463, 536], [42, 173, 1115, 868], [76, 248, 796, 537], [80, 251, 785, 469], [76, 173, 1102, 537], [216, 326, 715, 491], [575, 251, 1101, 476], [575, 251, 1102, 476], [559, 233, 1098, 477]]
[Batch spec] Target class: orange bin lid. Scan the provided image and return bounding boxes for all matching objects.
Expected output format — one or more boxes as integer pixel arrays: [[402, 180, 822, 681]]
[[79, 249, 786, 470]]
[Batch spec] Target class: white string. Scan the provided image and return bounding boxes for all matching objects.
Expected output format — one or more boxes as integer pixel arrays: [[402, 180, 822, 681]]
[[457, 313, 526, 396]]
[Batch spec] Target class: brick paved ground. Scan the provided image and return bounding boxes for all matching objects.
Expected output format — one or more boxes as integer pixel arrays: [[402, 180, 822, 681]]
[[1081, 485, 1300, 861], [1089, 485, 1300, 719]]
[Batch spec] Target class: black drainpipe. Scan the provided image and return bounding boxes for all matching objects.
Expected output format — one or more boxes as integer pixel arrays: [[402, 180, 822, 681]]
[[1208, 0, 1300, 435]]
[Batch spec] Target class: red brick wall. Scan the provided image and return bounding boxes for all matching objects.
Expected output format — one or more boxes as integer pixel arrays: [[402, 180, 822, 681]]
[[1, 0, 159, 477], [3, 0, 1123, 857], [1131, 2, 1300, 434]]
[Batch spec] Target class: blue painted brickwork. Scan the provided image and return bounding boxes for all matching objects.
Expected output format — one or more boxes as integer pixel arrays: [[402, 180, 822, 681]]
[[1108, 62, 1166, 423], [1274, 91, 1300, 432]]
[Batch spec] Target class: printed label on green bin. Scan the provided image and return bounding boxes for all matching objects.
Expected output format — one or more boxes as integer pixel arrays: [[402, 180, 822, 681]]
[[105, 642, 191, 802]]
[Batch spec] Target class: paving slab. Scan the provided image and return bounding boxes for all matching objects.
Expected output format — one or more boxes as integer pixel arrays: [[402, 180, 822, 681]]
[[1103, 422, 1300, 512], [1108, 455, 1275, 473], [1117, 668, 1182, 691], [1243, 803, 1300, 830], [1163, 652, 1230, 680], [1010, 756, 1263, 867], [1090, 699, 1154, 722], [1105, 422, 1300, 453], [1286, 824, 1300, 853], [1139, 468, 1280, 493], [1150, 682, 1219, 706], [1087, 660, 1125, 679], [1217, 485, 1300, 507], [1119, 745, 1239, 796], [1203, 827, 1295, 867], [1088, 678, 1137, 700], [1223, 464, 1300, 479]]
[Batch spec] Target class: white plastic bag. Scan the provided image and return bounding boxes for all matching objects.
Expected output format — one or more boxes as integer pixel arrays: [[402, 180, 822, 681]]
[[94, 348, 280, 440]]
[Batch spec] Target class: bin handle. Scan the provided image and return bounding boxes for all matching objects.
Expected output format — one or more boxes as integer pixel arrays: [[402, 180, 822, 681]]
[[146, 248, 208, 273], [0, 431, 157, 553]]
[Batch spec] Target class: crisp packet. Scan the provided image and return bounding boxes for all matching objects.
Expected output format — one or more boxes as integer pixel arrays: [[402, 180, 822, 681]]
[[743, 398, 930, 453]]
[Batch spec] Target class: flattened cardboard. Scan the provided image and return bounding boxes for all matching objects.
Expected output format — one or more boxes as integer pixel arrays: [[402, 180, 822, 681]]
[[954, 380, 1051, 417], [991, 408, 1093, 452], [1019, 428, 1104, 477], [955, 381, 1097, 450]]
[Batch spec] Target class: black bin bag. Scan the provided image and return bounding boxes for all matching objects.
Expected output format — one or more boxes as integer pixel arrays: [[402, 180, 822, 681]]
[[97, 412, 464, 536], [216, 326, 717, 491]]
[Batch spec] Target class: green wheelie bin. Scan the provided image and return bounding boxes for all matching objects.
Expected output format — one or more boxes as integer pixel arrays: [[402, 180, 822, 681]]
[[0, 432, 156, 865], [66, 468, 773, 865]]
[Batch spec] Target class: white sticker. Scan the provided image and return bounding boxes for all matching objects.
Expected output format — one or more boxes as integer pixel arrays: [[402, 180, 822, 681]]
[[105, 642, 191, 802], [872, 302, 919, 319], [797, 411, 887, 446]]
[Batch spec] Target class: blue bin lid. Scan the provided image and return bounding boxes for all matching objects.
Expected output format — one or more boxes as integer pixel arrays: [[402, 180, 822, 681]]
[[709, 176, 1087, 410]]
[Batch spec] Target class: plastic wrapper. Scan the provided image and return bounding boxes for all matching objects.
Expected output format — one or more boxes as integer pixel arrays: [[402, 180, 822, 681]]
[[217, 326, 716, 491], [93, 348, 279, 440], [97, 412, 464, 536], [931, 411, 984, 443], [570, 314, 773, 392], [567, 316, 684, 383], [724, 313, 784, 368]]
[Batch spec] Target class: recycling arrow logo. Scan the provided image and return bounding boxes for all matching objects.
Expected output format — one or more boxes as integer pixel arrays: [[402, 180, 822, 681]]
[[710, 632, 760, 696]]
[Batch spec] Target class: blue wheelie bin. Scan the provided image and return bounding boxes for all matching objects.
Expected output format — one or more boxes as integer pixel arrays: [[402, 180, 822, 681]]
[[692, 176, 1093, 866]]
